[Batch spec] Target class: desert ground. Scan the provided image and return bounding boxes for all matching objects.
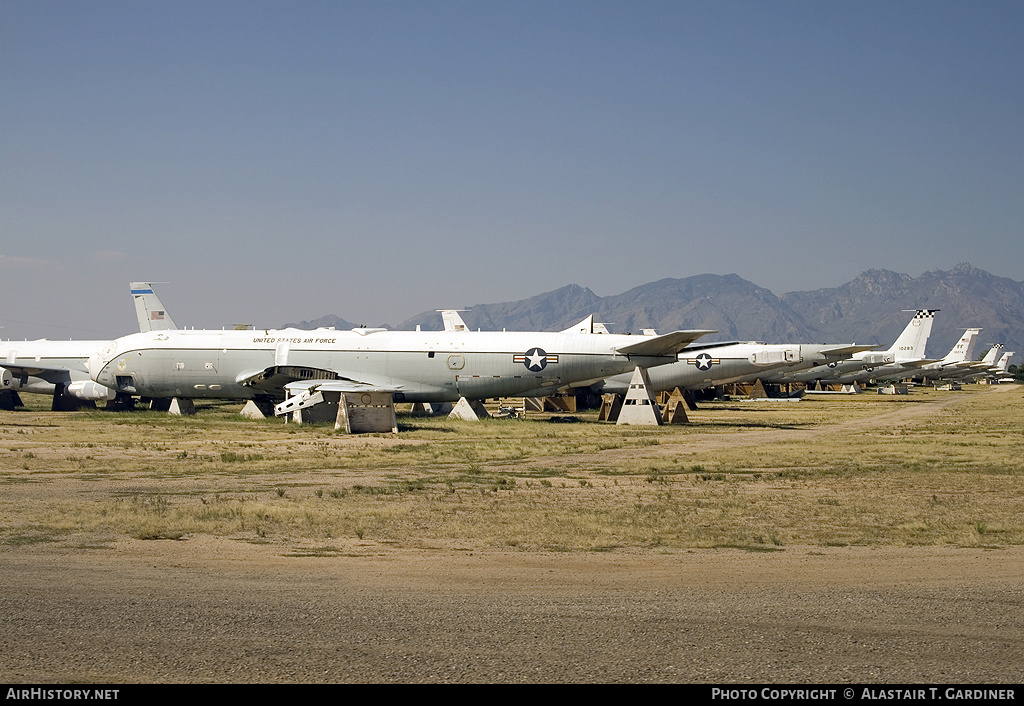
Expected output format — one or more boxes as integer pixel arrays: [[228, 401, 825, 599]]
[[1, 385, 1022, 683]]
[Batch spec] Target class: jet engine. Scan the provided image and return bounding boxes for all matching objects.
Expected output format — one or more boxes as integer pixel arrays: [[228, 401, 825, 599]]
[[66, 380, 117, 401], [860, 352, 894, 366]]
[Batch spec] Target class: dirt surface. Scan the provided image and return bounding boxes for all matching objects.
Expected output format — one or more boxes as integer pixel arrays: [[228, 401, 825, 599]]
[[2, 540, 1023, 683], [2, 387, 1023, 683]]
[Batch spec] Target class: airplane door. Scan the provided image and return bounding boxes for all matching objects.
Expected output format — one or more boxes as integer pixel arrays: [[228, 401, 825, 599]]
[[275, 341, 290, 366], [449, 354, 471, 396]]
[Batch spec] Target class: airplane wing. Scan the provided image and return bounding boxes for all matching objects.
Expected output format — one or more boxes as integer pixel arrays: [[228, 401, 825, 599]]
[[678, 340, 745, 352], [237, 365, 397, 396], [282, 380, 404, 395], [614, 330, 716, 358], [237, 365, 341, 393], [819, 344, 880, 356], [0, 363, 75, 385], [897, 359, 940, 370]]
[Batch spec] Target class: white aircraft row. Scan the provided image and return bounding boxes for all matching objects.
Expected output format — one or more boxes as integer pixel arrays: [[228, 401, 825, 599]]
[[1, 284, 176, 410], [757, 311, 1014, 388], [437, 310, 878, 399], [1, 286, 1015, 419], [5, 286, 721, 413], [443, 308, 1014, 396]]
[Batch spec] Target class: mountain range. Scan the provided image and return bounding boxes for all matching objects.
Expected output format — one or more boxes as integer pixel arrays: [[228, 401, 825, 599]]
[[285, 263, 1024, 362]]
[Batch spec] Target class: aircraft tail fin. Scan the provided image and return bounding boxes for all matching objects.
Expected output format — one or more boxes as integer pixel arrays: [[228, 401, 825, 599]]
[[438, 310, 468, 332], [561, 315, 610, 334], [978, 343, 1003, 366], [885, 309, 937, 361], [943, 328, 982, 364], [131, 282, 178, 332]]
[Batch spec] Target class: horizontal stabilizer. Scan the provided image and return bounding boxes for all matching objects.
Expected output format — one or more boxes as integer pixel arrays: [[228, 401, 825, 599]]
[[614, 330, 716, 358]]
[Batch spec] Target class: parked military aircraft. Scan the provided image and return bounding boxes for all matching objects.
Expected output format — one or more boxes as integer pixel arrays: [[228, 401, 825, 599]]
[[586, 341, 801, 395], [770, 310, 937, 386], [991, 351, 1016, 382], [705, 342, 876, 390], [943, 343, 1006, 382], [903, 328, 983, 383], [87, 324, 715, 411], [0, 283, 175, 410]]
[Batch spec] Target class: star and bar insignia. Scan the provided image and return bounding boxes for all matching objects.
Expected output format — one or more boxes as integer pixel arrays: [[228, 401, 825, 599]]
[[688, 352, 719, 371], [514, 347, 559, 372]]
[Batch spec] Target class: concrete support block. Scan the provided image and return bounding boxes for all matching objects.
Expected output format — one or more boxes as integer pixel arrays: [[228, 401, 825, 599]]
[[449, 397, 490, 421], [168, 398, 196, 416], [616, 367, 662, 426]]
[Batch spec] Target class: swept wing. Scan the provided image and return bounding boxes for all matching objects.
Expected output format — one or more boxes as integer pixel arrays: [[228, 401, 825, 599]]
[[614, 330, 717, 358]]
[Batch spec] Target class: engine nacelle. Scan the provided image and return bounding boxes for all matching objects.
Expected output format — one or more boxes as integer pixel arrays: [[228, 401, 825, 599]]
[[1, 367, 13, 389], [861, 352, 894, 366], [67, 380, 117, 401], [749, 346, 801, 366]]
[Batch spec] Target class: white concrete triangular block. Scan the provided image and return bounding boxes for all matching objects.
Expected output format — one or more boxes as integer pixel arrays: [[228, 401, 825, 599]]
[[448, 397, 490, 420], [616, 367, 662, 426], [168, 397, 196, 416], [239, 400, 267, 419]]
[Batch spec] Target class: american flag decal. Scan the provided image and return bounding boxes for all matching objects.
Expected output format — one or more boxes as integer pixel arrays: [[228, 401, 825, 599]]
[[151, 311, 165, 320]]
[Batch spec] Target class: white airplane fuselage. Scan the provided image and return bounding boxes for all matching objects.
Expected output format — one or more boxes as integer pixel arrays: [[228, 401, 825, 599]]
[[1, 340, 108, 396], [770, 350, 893, 384], [595, 342, 802, 394], [89, 327, 709, 403], [768, 310, 937, 385]]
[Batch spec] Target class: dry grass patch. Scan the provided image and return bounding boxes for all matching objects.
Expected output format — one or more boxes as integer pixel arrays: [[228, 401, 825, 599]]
[[1, 386, 1022, 552]]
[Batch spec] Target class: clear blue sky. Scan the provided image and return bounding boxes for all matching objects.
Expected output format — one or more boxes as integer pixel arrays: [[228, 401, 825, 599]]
[[3, 0, 1023, 338]]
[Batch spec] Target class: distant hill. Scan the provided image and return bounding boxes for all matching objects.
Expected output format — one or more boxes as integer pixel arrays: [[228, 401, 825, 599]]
[[281, 314, 362, 330], [782, 263, 1024, 354], [288, 263, 1024, 362]]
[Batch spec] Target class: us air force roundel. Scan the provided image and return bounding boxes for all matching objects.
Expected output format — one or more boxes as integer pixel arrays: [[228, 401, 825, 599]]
[[689, 352, 718, 371], [513, 348, 558, 372]]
